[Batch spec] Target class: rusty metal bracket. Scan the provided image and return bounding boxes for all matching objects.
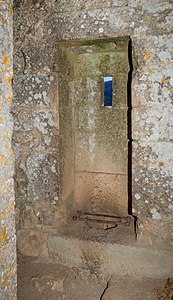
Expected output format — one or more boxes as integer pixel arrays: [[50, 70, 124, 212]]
[[73, 210, 133, 226]]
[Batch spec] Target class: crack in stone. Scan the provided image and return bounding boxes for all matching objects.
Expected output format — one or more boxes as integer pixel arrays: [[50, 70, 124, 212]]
[[100, 278, 111, 300]]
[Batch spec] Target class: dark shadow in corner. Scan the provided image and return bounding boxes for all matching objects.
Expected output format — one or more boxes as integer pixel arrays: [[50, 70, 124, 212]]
[[127, 38, 133, 216]]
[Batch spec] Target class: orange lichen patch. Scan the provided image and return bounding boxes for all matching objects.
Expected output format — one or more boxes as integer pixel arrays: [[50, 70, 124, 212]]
[[0, 208, 7, 221], [9, 202, 14, 211], [0, 154, 5, 163], [2, 68, 7, 72], [8, 7, 13, 15], [4, 144, 8, 150], [143, 50, 154, 61], [9, 150, 13, 156], [3, 55, 9, 67], [0, 227, 7, 243], [4, 160, 9, 167], [9, 264, 13, 272], [3, 264, 14, 288], [7, 77, 12, 85], [3, 131, 9, 142], [1, 19, 5, 25], [6, 188, 11, 194], [4, 275, 10, 287], [0, 115, 4, 122], [6, 95, 12, 103]]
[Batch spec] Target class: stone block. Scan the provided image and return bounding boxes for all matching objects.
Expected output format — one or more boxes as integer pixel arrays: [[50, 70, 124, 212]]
[[52, 0, 128, 13], [101, 275, 164, 300], [56, 8, 134, 40], [13, 107, 58, 152], [137, 217, 173, 248], [132, 106, 173, 142], [18, 42, 56, 72], [14, 5, 36, 44], [75, 106, 128, 135], [26, 153, 59, 203], [17, 229, 48, 257], [132, 141, 173, 217], [75, 172, 128, 215], [13, 72, 58, 107], [75, 130, 128, 174], [48, 234, 173, 279], [12, 107, 32, 133], [140, 0, 172, 13], [132, 34, 173, 107], [13, 113, 40, 169], [32, 109, 59, 152]]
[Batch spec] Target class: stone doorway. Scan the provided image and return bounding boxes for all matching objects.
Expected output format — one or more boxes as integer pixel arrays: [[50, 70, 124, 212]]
[[58, 38, 131, 219]]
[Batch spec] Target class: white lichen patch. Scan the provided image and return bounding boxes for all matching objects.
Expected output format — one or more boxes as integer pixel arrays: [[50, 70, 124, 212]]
[[150, 208, 161, 220]]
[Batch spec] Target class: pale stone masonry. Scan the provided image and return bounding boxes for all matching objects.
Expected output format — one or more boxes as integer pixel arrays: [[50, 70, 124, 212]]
[[0, 0, 172, 296], [14, 0, 173, 262], [0, 0, 17, 299]]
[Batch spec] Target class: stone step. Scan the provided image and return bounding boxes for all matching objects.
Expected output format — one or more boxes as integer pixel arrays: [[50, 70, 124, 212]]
[[48, 232, 173, 279], [18, 222, 173, 280], [101, 275, 172, 300]]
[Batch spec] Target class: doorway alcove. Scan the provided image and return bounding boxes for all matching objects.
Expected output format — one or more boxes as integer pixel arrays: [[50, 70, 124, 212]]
[[58, 38, 131, 220]]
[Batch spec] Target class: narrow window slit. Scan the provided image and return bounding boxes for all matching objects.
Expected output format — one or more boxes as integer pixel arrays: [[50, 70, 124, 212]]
[[101, 76, 113, 107]]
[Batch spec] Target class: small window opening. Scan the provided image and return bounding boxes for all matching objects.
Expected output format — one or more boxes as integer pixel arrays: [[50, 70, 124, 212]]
[[101, 76, 113, 107]]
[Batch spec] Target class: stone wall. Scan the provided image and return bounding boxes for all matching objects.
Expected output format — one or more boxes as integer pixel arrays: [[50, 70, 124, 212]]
[[14, 0, 173, 248], [0, 1, 17, 299]]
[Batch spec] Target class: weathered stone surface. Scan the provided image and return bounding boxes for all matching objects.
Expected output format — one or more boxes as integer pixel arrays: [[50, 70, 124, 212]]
[[26, 153, 59, 203], [17, 254, 106, 300], [132, 34, 173, 108], [132, 106, 173, 142], [0, 179, 16, 243], [13, 107, 58, 152], [137, 217, 173, 248], [0, 1, 17, 298], [13, 72, 57, 107], [75, 172, 128, 215], [48, 234, 173, 278], [16, 42, 56, 72], [75, 132, 128, 174], [17, 229, 48, 257], [13, 0, 173, 249], [132, 141, 173, 218], [101, 275, 163, 300], [32, 109, 58, 152]]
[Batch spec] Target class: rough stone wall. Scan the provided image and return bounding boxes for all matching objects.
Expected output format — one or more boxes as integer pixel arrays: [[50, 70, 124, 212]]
[[14, 0, 173, 247], [0, 1, 17, 298], [13, 1, 61, 230]]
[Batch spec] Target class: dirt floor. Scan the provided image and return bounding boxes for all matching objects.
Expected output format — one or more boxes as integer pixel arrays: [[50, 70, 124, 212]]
[[17, 253, 173, 300]]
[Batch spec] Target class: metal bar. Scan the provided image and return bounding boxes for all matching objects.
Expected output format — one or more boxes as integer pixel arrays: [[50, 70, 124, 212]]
[[74, 210, 133, 226]]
